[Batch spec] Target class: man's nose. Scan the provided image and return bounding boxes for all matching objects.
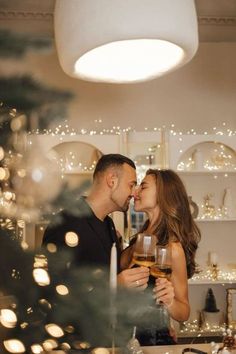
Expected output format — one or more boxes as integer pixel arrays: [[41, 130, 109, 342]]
[[133, 186, 140, 198]]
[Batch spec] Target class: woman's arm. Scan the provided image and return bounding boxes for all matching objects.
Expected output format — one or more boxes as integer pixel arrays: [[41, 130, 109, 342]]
[[154, 241, 190, 322]]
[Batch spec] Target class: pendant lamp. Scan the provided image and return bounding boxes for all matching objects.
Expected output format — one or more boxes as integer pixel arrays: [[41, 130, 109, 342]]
[[54, 0, 198, 84]]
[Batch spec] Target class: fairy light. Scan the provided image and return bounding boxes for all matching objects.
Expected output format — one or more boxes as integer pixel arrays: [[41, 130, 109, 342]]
[[45, 323, 64, 338], [177, 140, 236, 171], [56, 284, 69, 296], [179, 319, 226, 336], [0, 309, 17, 328], [190, 269, 236, 283], [42, 339, 58, 351], [3, 339, 26, 353], [31, 344, 44, 354]]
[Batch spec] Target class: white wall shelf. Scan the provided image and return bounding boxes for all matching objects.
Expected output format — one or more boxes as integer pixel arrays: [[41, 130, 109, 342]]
[[189, 279, 236, 285], [168, 133, 236, 328], [178, 330, 223, 338], [195, 218, 236, 222], [177, 170, 236, 175], [64, 170, 93, 175]]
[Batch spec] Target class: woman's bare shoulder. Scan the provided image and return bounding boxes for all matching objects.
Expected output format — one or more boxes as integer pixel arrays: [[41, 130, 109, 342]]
[[170, 241, 185, 259]]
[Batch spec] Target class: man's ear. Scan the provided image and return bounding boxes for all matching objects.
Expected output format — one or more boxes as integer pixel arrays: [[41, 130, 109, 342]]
[[106, 172, 118, 189]]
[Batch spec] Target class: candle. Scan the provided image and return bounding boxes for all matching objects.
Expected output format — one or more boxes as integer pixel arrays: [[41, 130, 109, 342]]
[[110, 243, 117, 293], [210, 252, 218, 265]]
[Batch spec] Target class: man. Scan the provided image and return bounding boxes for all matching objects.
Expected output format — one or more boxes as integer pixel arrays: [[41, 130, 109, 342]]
[[43, 153, 149, 288]]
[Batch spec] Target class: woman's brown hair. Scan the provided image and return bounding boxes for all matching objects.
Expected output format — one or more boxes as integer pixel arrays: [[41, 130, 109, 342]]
[[142, 169, 201, 278]]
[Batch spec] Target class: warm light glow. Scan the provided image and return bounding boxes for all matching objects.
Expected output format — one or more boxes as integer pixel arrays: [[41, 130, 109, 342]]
[[75, 39, 184, 83], [92, 348, 110, 354], [34, 254, 48, 269], [10, 117, 23, 132], [33, 268, 50, 286], [3, 339, 25, 353], [65, 231, 79, 247], [0, 309, 17, 328], [39, 298, 52, 311], [31, 344, 44, 354], [45, 323, 64, 338], [56, 284, 69, 296], [55, 0, 198, 83], [0, 167, 6, 180], [42, 339, 58, 351], [47, 243, 57, 253], [61, 343, 71, 350], [31, 168, 43, 182], [0, 146, 4, 160]]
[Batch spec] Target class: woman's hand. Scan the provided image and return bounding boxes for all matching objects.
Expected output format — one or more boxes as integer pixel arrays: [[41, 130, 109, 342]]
[[153, 278, 175, 307], [117, 267, 149, 291]]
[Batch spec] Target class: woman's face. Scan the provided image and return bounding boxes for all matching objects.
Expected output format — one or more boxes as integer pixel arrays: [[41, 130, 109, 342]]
[[134, 174, 158, 213]]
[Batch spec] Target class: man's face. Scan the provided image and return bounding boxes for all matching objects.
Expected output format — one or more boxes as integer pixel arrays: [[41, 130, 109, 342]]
[[110, 163, 137, 212]]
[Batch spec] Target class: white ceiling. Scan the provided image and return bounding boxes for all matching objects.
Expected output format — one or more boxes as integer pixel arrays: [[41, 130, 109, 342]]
[[0, 0, 236, 133], [0, 0, 236, 41]]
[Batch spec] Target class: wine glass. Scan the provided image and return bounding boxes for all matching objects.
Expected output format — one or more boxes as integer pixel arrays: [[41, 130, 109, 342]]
[[132, 233, 157, 268], [150, 245, 172, 280]]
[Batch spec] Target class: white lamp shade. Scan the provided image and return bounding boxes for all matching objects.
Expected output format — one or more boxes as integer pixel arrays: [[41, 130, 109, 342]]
[[54, 0, 198, 83]]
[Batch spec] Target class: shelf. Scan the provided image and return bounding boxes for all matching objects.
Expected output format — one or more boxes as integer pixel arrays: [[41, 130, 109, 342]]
[[188, 279, 236, 285], [178, 329, 223, 338], [195, 218, 236, 222], [63, 170, 93, 175], [177, 170, 236, 175]]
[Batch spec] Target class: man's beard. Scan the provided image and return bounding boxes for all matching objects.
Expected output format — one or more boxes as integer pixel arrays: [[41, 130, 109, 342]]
[[111, 195, 130, 212]]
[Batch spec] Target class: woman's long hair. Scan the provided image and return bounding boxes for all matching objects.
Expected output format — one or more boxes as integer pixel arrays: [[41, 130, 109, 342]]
[[141, 169, 201, 278]]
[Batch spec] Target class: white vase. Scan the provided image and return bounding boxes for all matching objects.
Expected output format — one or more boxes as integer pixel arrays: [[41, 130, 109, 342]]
[[223, 188, 234, 218]]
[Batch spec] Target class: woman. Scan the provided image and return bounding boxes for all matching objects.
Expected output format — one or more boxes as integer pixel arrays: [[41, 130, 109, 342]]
[[118, 169, 201, 345]]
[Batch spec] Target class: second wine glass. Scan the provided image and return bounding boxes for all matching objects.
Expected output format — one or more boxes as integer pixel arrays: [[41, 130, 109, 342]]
[[150, 245, 172, 280]]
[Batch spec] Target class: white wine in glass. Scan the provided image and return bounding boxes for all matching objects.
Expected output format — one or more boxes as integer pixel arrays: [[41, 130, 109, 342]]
[[150, 245, 172, 280], [132, 233, 157, 268]]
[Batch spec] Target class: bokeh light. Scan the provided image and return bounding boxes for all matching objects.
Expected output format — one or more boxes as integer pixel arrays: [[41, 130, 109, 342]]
[[30, 344, 44, 354], [46, 243, 57, 253], [65, 231, 79, 247], [56, 284, 69, 296], [3, 339, 25, 353], [45, 323, 64, 338], [0, 309, 17, 328], [33, 268, 50, 286], [42, 339, 58, 351]]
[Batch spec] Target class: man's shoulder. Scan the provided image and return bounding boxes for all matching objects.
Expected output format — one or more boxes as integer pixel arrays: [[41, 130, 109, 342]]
[[42, 198, 93, 246], [52, 197, 92, 223]]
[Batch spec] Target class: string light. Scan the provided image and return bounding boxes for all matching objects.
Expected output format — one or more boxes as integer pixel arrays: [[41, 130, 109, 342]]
[[179, 320, 226, 335], [190, 269, 236, 283], [28, 120, 236, 138]]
